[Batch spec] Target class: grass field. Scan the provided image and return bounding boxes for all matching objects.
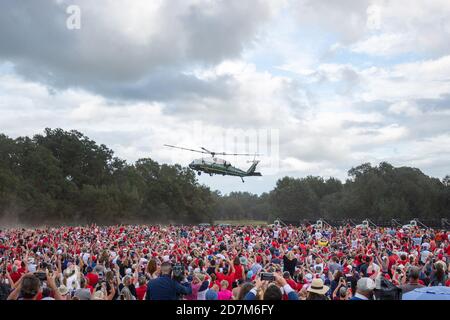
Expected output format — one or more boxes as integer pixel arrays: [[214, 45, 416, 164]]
[[214, 220, 268, 226]]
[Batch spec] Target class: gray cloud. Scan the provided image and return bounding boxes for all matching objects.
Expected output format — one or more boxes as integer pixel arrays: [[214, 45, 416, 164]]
[[417, 94, 450, 112], [0, 0, 275, 102], [1, 0, 450, 194]]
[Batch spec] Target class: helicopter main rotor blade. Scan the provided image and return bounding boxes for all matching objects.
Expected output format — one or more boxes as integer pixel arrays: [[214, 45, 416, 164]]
[[216, 152, 262, 156], [201, 146, 262, 156], [167, 145, 262, 157], [164, 144, 208, 154]]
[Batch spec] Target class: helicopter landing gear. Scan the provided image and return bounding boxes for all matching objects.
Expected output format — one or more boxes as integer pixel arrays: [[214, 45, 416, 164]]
[[197, 171, 201, 176], [209, 173, 213, 176], [241, 177, 245, 183]]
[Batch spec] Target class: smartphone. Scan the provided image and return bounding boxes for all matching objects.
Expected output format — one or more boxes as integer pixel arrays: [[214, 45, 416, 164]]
[[34, 272, 47, 281], [260, 272, 275, 281]]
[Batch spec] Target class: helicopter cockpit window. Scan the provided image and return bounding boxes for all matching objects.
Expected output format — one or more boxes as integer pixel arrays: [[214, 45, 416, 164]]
[[213, 158, 226, 164]]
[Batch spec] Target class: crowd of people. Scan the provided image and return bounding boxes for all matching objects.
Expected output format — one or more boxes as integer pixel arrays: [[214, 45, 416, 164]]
[[0, 223, 449, 300]]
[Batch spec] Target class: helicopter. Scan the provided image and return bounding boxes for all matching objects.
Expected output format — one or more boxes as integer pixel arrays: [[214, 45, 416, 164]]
[[164, 145, 262, 182]]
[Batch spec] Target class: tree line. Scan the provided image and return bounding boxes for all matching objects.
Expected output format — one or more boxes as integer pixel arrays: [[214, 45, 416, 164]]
[[0, 129, 449, 226], [268, 162, 449, 224], [0, 129, 215, 225]]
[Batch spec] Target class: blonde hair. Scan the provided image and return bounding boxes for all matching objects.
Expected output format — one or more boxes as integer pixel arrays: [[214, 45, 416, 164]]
[[123, 275, 132, 286], [120, 286, 135, 300], [220, 280, 229, 289], [92, 291, 105, 300]]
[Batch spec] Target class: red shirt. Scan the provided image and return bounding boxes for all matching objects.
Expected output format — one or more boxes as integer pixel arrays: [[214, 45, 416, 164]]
[[388, 254, 399, 269], [136, 285, 147, 300], [398, 259, 408, 266], [216, 272, 235, 290], [287, 279, 298, 290], [234, 265, 244, 281], [10, 272, 22, 284], [430, 240, 436, 251]]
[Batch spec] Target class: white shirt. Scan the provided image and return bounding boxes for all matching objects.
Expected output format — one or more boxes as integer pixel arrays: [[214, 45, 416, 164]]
[[420, 250, 430, 263], [82, 253, 90, 264], [273, 230, 279, 239], [373, 263, 380, 273], [27, 263, 37, 273], [412, 237, 422, 246]]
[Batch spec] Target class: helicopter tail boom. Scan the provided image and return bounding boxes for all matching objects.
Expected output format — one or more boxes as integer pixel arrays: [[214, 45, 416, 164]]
[[246, 160, 261, 176]]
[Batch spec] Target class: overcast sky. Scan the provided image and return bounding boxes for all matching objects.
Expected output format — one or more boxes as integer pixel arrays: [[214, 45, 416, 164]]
[[1, 0, 450, 195]]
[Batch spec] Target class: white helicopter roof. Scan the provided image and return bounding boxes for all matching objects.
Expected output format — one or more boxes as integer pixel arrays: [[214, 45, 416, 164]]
[[192, 157, 229, 165]]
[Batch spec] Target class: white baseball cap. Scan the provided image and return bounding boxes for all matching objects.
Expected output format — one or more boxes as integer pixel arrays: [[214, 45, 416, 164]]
[[357, 277, 375, 291], [305, 273, 313, 282]]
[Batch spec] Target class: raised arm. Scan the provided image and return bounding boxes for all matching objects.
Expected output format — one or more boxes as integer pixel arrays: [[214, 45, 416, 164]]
[[7, 273, 28, 300], [114, 263, 122, 285], [5, 268, 15, 288], [107, 281, 116, 300], [229, 259, 235, 274], [57, 255, 62, 274], [47, 270, 63, 300], [332, 280, 343, 300]]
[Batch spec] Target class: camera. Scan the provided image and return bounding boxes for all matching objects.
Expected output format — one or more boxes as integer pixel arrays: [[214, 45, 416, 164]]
[[260, 272, 275, 281], [96, 280, 106, 290], [172, 264, 185, 282]]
